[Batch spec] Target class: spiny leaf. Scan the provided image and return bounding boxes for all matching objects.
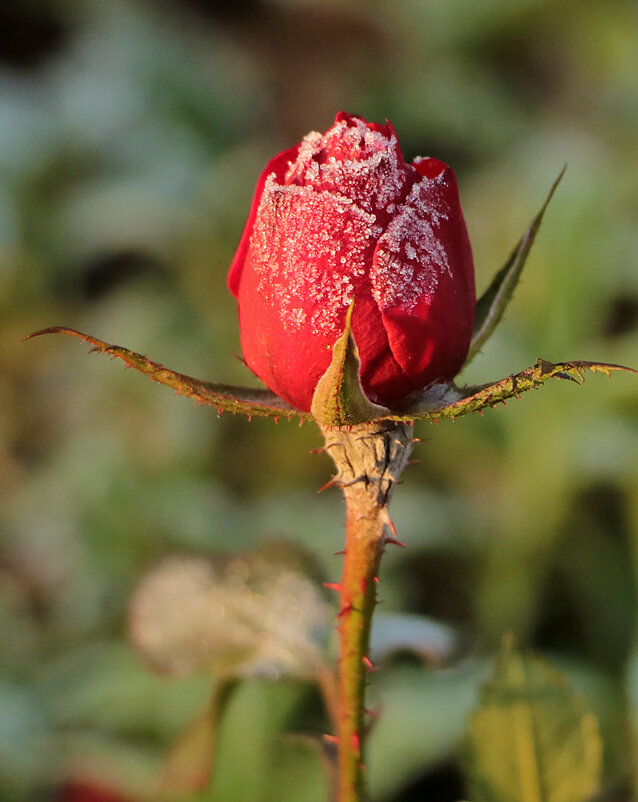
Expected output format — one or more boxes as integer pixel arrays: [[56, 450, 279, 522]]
[[467, 637, 603, 802], [396, 358, 637, 423], [465, 168, 566, 367], [25, 327, 307, 420], [310, 304, 389, 427]]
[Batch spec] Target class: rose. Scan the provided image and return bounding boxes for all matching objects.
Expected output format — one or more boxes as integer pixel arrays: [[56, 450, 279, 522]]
[[59, 782, 134, 802], [230, 111, 476, 413]]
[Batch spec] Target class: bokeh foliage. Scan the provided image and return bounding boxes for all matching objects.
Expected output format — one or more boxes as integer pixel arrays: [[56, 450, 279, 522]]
[[1, 0, 638, 800]]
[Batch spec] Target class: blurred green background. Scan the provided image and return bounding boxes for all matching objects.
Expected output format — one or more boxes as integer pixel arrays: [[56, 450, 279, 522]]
[[2, 0, 638, 800]]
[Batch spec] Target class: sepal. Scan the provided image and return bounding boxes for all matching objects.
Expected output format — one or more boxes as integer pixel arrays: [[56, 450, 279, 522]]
[[397, 358, 637, 422], [25, 327, 307, 420], [465, 168, 566, 366], [310, 304, 390, 427]]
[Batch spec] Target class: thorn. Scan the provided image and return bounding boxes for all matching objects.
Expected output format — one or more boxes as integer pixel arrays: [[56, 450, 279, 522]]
[[362, 656, 375, 671], [381, 510, 398, 539], [364, 708, 379, 718], [337, 603, 353, 618], [384, 537, 407, 548], [318, 477, 339, 493], [351, 733, 361, 754], [310, 447, 327, 454], [373, 576, 380, 583], [333, 549, 346, 556], [411, 437, 421, 443], [322, 734, 339, 745], [323, 582, 341, 592], [360, 578, 367, 594], [274, 416, 279, 424], [407, 458, 421, 466]]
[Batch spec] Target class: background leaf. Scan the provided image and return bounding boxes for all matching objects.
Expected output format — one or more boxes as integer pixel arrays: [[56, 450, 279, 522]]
[[467, 641, 603, 802], [129, 542, 332, 681]]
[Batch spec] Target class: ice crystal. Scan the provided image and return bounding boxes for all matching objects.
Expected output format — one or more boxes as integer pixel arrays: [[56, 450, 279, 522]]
[[371, 176, 451, 312], [248, 117, 454, 336]]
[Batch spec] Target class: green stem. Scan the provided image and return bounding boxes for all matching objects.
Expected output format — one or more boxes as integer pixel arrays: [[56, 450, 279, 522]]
[[321, 421, 413, 802], [337, 489, 385, 800]]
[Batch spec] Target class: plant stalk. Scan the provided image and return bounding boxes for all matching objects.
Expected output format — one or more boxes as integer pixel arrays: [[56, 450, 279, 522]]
[[321, 420, 414, 802]]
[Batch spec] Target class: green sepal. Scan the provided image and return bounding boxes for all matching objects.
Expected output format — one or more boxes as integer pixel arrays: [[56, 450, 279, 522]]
[[25, 327, 308, 420], [467, 636, 603, 802], [394, 358, 637, 423], [465, 168, 566, 367], [310, 303, 390, 427]]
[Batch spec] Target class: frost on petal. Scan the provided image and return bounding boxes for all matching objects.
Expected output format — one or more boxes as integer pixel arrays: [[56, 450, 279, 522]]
[[248, 176, 381, 338], [285, 117, 415, 220], [371, 173, 452, 313]]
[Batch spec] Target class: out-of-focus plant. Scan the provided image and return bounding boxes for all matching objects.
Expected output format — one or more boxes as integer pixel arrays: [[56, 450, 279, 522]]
[[27, 110, 635, 802]]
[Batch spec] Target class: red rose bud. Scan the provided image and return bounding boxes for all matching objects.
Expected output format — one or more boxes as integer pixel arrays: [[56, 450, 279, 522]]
[[59, 781, 134, 802], [228, 112, 475, 413]]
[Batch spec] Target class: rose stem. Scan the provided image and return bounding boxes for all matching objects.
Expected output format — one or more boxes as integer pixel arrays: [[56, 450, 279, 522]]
[[321, 421, 414, 802]]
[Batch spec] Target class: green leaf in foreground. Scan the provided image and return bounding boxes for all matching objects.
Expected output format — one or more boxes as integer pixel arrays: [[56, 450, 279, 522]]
[[468, 639, 603, 802], [465, 168, 566, 367]]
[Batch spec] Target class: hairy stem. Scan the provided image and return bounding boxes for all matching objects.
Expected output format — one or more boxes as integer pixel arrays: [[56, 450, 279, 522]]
[[321, 420, 414, 802]]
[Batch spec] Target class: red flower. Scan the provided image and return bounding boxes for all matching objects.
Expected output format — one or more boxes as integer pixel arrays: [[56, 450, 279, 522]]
[[228, 112, 475, 413], [59, 781, 134, 802]]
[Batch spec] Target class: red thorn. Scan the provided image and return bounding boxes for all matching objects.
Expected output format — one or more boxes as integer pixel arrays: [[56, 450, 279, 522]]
[[337, 603, 353, 618], [322, 734, 339, 745], [363, 655, 375, 671], [351, 733, 361, 754], [411, 437, 421, 443], [364, 708, 379, 718], [317, 477, 338, 493], [373, 576, 380, 583], [384, 516, 398, 538], [274, 416, 279, 423], [333, 549, 346, 556], [384, 537, 407, 548], [407, 459, 421, 466], [323, 582, 341, 591], [310, 447, 326, 454]]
